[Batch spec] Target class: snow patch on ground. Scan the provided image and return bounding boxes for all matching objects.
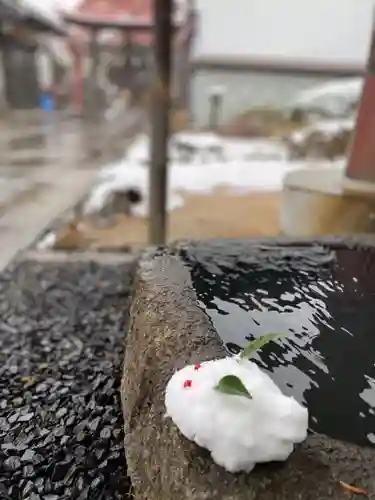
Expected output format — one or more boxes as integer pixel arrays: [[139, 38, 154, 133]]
[[290, 78, 363, 117], [36, 231, 57, 251], [85, 132, 313, 218]]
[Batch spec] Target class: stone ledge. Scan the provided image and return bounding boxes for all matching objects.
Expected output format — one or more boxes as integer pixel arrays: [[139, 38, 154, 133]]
[[121, 248, 375, 500], [21, 249, 138, 264], [282, 167, 375, 235], [342, 175, 375, 196]]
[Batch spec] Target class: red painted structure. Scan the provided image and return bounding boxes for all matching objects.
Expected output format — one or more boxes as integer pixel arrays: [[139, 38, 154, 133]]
[[78, 0, 152, 18], [346, 19, 375, 181], [65, 0, 194, 115], [68, 0, 154, 44]]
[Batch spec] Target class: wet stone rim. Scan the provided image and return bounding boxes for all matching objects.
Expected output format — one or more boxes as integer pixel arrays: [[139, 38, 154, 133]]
[[122, 243, 375, 500]]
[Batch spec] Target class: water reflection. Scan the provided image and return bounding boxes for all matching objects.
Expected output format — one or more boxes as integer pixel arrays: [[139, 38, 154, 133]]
[[182, 246, 375, 447]]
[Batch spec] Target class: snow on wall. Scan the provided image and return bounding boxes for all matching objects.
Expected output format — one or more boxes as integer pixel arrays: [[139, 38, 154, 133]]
[[290, 78, 363, 115]]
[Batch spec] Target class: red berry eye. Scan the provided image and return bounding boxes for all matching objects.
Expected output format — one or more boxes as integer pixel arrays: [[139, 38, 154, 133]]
[[183, 379, 192, 388], [194, 364, 201, 371]]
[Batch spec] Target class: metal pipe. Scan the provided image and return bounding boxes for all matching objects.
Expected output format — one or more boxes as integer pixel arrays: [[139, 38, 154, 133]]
[[148, 0, 173, 245], [87, 27, 99, 120]]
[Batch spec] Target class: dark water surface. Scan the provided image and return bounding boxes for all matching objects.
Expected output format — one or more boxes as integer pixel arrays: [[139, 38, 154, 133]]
[[180, 243, 375, 447]]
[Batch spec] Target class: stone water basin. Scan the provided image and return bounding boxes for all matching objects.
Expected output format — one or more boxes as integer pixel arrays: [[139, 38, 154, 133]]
[[179, 238, 375, 448], [122, 237, 375, 500]]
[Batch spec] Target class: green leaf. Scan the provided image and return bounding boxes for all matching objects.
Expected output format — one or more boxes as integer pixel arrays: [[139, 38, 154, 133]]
[[240, 332, 285, 360], [215, 375, 252, 399]]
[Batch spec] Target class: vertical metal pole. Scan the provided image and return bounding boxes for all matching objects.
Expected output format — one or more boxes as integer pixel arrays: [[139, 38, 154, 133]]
[[69, 38, 84, 116], [149, 0, 172, 245], [88, 27, 99, 120], [208, 94, 221, 130], [124, 31, 132, 69]]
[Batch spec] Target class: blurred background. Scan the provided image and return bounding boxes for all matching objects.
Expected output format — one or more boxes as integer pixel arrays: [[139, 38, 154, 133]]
[[0, 0, 373, 262], [2, 3, 375, 498]]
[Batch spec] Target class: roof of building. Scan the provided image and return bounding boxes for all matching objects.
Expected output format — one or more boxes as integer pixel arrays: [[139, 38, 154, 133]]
[[77, 0, 152, 21], [65, 0, 189, 44]]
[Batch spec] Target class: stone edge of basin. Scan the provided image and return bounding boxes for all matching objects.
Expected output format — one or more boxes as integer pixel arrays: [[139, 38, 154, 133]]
[[121, 246, 375, 500]]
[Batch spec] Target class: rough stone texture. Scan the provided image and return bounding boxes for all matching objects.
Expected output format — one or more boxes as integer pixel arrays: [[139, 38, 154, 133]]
[[0, 259, 135, 499], [122, 245, 375, 500]]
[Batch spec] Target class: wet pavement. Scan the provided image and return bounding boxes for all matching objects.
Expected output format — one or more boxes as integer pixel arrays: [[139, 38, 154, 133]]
[[0, 108, 145, 272]]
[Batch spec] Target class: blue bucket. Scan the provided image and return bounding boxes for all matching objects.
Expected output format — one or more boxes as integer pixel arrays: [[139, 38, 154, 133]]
[[39, 92, 54, 112]]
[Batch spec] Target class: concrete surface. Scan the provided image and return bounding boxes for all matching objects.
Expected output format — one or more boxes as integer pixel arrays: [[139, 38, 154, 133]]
[[121, 245, 375, 500], [0, 107, 145, 272], [281, 167, 375, 236], [342, 175, 375, 195], [0, 168, 97, 273]]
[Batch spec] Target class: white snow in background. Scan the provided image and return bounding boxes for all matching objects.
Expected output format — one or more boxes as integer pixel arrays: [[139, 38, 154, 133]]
[[36, 231, 57, 251], [21, 0, 61, 24], [19, 0, 81, 25], [295, 79, 363, 103], [116, 133, 287, 168], [165, 356, 308, 473], [289, 118, 355, 145], [291, 78, 363, 116], [84, 133, 307, 218]]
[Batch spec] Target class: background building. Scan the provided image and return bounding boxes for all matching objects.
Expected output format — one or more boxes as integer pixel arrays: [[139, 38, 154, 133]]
[[190, 0, 374, 126]]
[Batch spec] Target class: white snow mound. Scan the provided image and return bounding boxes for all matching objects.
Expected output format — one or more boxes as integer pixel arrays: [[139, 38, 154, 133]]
[[83, 133, 294, 217], [291, 78, 363, 116], [165, 356, 308, 473]]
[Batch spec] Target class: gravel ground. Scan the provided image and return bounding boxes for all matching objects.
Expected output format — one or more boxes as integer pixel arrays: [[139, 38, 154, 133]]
[[0, 259, 135, 500]]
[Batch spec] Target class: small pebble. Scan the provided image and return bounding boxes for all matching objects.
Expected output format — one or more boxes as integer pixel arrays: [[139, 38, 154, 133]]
[[0, 418, 10, 431], [56, 408, 67, 420], [29, 494, 41, 500], [8, 413, 19, 424], [18, 413, 34, 422], [35, 383, 48, 393], [4, 456, 21, 470], [100, 427, 112, 440], [21, 450, 35, 462]]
